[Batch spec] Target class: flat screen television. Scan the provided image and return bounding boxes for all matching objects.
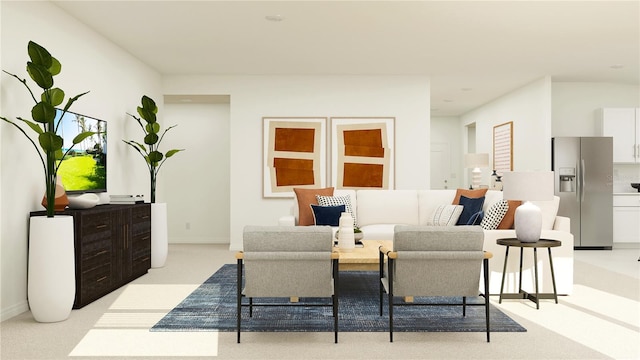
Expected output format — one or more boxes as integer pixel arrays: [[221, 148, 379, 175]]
[[55, 109, 107, 194]]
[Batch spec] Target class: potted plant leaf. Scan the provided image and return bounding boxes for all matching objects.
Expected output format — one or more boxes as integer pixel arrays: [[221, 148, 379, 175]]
[[123, 95, 184, 267], [1, 41, 92, 322]]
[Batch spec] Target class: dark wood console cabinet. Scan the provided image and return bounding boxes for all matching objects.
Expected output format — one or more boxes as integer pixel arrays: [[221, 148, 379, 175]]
[[31, 204, 151, 308]]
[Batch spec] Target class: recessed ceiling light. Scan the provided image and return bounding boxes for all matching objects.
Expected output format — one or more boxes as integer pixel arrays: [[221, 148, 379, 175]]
[[265, 15, 284, 22], [610, 64, 624, 69], [461, 88, 473, 91]]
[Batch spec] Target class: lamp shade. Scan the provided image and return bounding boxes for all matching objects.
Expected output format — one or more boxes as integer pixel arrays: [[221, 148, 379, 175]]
[[464, 153, 489, 168], [502, 171, 554, 201]]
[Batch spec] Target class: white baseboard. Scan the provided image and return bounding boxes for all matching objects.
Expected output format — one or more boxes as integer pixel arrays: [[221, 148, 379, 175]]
[[168, 236, 229, 245], [1, 300, 29, 322]]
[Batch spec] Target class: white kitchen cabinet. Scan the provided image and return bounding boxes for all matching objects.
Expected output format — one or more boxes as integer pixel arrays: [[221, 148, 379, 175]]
[[613, 195, 640, 244], [598, 108, 640, 163]]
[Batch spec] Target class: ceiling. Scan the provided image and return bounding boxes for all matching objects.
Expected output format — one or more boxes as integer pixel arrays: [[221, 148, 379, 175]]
[[51, 1, 639, 116]]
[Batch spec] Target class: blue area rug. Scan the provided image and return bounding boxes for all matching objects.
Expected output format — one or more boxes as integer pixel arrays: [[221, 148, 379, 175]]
[[151, 264, 526, 333]]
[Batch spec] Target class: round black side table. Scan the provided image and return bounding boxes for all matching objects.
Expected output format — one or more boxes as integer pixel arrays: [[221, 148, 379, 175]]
[[497, 238, 561, 309]]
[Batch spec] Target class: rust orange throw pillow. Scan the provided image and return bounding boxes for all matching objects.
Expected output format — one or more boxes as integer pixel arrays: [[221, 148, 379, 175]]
[[497, 200, 522, 229], [294, 187, 335, 226], [452, 188, 489, 205]]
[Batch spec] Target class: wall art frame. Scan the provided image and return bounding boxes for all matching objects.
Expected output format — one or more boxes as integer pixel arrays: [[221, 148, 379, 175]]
[[329, 117, 395, 190], [263, 117, 327, 198], [493, 121, 513, 174]]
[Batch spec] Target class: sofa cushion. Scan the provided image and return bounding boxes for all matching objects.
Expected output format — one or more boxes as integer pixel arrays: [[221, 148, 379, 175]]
[[497, 200, 521, 229], [358, 224, 396, 241], [356, 190, 420, 227], [483, 190, 504, 211], [452, 188, 488, 205], [481, 199, 509, 230], [316, 194, 358, 227], [426, 205, 463, 226], [456, 195, 485, 225], [294, 187, 334, 226], [418, 190, 456, 225], [531, 196, 560, 230], [310, 204, 345, 226]]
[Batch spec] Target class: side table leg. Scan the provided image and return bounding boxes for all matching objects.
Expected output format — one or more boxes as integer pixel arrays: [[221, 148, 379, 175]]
[[518, 247, 524, 295], [534, 248, 539, 309], [499, 246, 510, 303], [548, 248, 558, 304]]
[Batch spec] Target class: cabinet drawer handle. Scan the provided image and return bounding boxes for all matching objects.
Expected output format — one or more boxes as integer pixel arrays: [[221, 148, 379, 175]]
[[95, 250, 108, 256], [141, 215, 150, 219], [96, 224, 107, 229], [96, 276, 108, 283]]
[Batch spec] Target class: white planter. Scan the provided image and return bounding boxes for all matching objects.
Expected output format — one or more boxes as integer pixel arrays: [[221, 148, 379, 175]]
[[151, 202, 168, 268], [28, 216, 75, 322]]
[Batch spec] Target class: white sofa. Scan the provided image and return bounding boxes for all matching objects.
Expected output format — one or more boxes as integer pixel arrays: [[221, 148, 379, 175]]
[[278, 189, 574, 295]]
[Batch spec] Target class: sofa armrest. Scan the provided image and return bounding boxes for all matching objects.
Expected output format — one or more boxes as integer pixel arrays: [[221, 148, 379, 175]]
[[278, 215, 296, 226], [553, 215, 570, 232]]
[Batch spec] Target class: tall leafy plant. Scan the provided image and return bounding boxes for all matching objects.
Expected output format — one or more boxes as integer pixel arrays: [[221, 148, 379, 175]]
[[0, 41, 92, 217], [123, 95, 184, 203]]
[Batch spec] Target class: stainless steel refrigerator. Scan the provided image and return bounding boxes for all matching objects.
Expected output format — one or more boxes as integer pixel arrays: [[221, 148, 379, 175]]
[[552, 137, 613, 249]]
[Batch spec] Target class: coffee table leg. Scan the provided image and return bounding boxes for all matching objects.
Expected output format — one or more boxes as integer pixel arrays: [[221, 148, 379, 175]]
[[499, 246, 510, 303]]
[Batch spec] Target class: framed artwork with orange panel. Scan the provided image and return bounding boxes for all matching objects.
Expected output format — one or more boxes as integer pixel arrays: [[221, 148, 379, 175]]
[[330, 117, 395, 190], [263, 117, 327, 197]]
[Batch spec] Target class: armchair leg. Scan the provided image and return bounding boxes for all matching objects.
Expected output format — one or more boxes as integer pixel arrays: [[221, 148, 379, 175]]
[[379, 282, 384, 316], [237, 258, 243, 343], [483, 258, 491, 342], [379, 250, 384, 316], [334, 258, 340, 343], [462, 296, 467, 317], [388, 258, 394, 343]]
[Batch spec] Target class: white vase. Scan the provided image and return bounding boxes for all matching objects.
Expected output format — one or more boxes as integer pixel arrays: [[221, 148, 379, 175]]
[[28, 216, 75, 322], [151, 202, 168, 268], [338, 212, 355, 251], [514, 201, 542, 243]]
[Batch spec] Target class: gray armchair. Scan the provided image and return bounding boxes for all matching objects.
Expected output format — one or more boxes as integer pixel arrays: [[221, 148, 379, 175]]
[[379, 225, 492, 342], [237, 226, 339, 343]]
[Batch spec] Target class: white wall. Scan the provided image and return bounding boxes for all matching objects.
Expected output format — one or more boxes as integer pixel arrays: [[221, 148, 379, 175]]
[[552, 82, 640, 137], [431, 116, 462, 189], [164, 75, 431, 250], [461, 77, 553, 185], [161, 102, 230, 243], [0, 1, 162, 320]]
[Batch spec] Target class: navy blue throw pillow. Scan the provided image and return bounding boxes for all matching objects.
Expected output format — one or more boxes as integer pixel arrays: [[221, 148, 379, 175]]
[[466, 210, 484, 225], [310, 204, 346, 226], [456, 195, 485, 225]]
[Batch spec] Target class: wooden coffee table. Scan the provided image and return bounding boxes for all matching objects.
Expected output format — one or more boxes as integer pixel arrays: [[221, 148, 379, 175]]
[[335, 239, 392, 271]]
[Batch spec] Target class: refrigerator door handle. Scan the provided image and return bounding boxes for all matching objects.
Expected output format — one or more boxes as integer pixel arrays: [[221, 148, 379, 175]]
[[581, 159, 586, 202]]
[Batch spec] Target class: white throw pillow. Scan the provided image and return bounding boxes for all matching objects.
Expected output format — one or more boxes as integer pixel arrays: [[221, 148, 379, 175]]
[[427, 205, 463, 226], [480, 199, 509, 230]]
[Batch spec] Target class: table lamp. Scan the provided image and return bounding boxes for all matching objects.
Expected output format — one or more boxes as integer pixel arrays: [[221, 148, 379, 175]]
[[502, 171, 554, 242], [465, 153, 489, 189]]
